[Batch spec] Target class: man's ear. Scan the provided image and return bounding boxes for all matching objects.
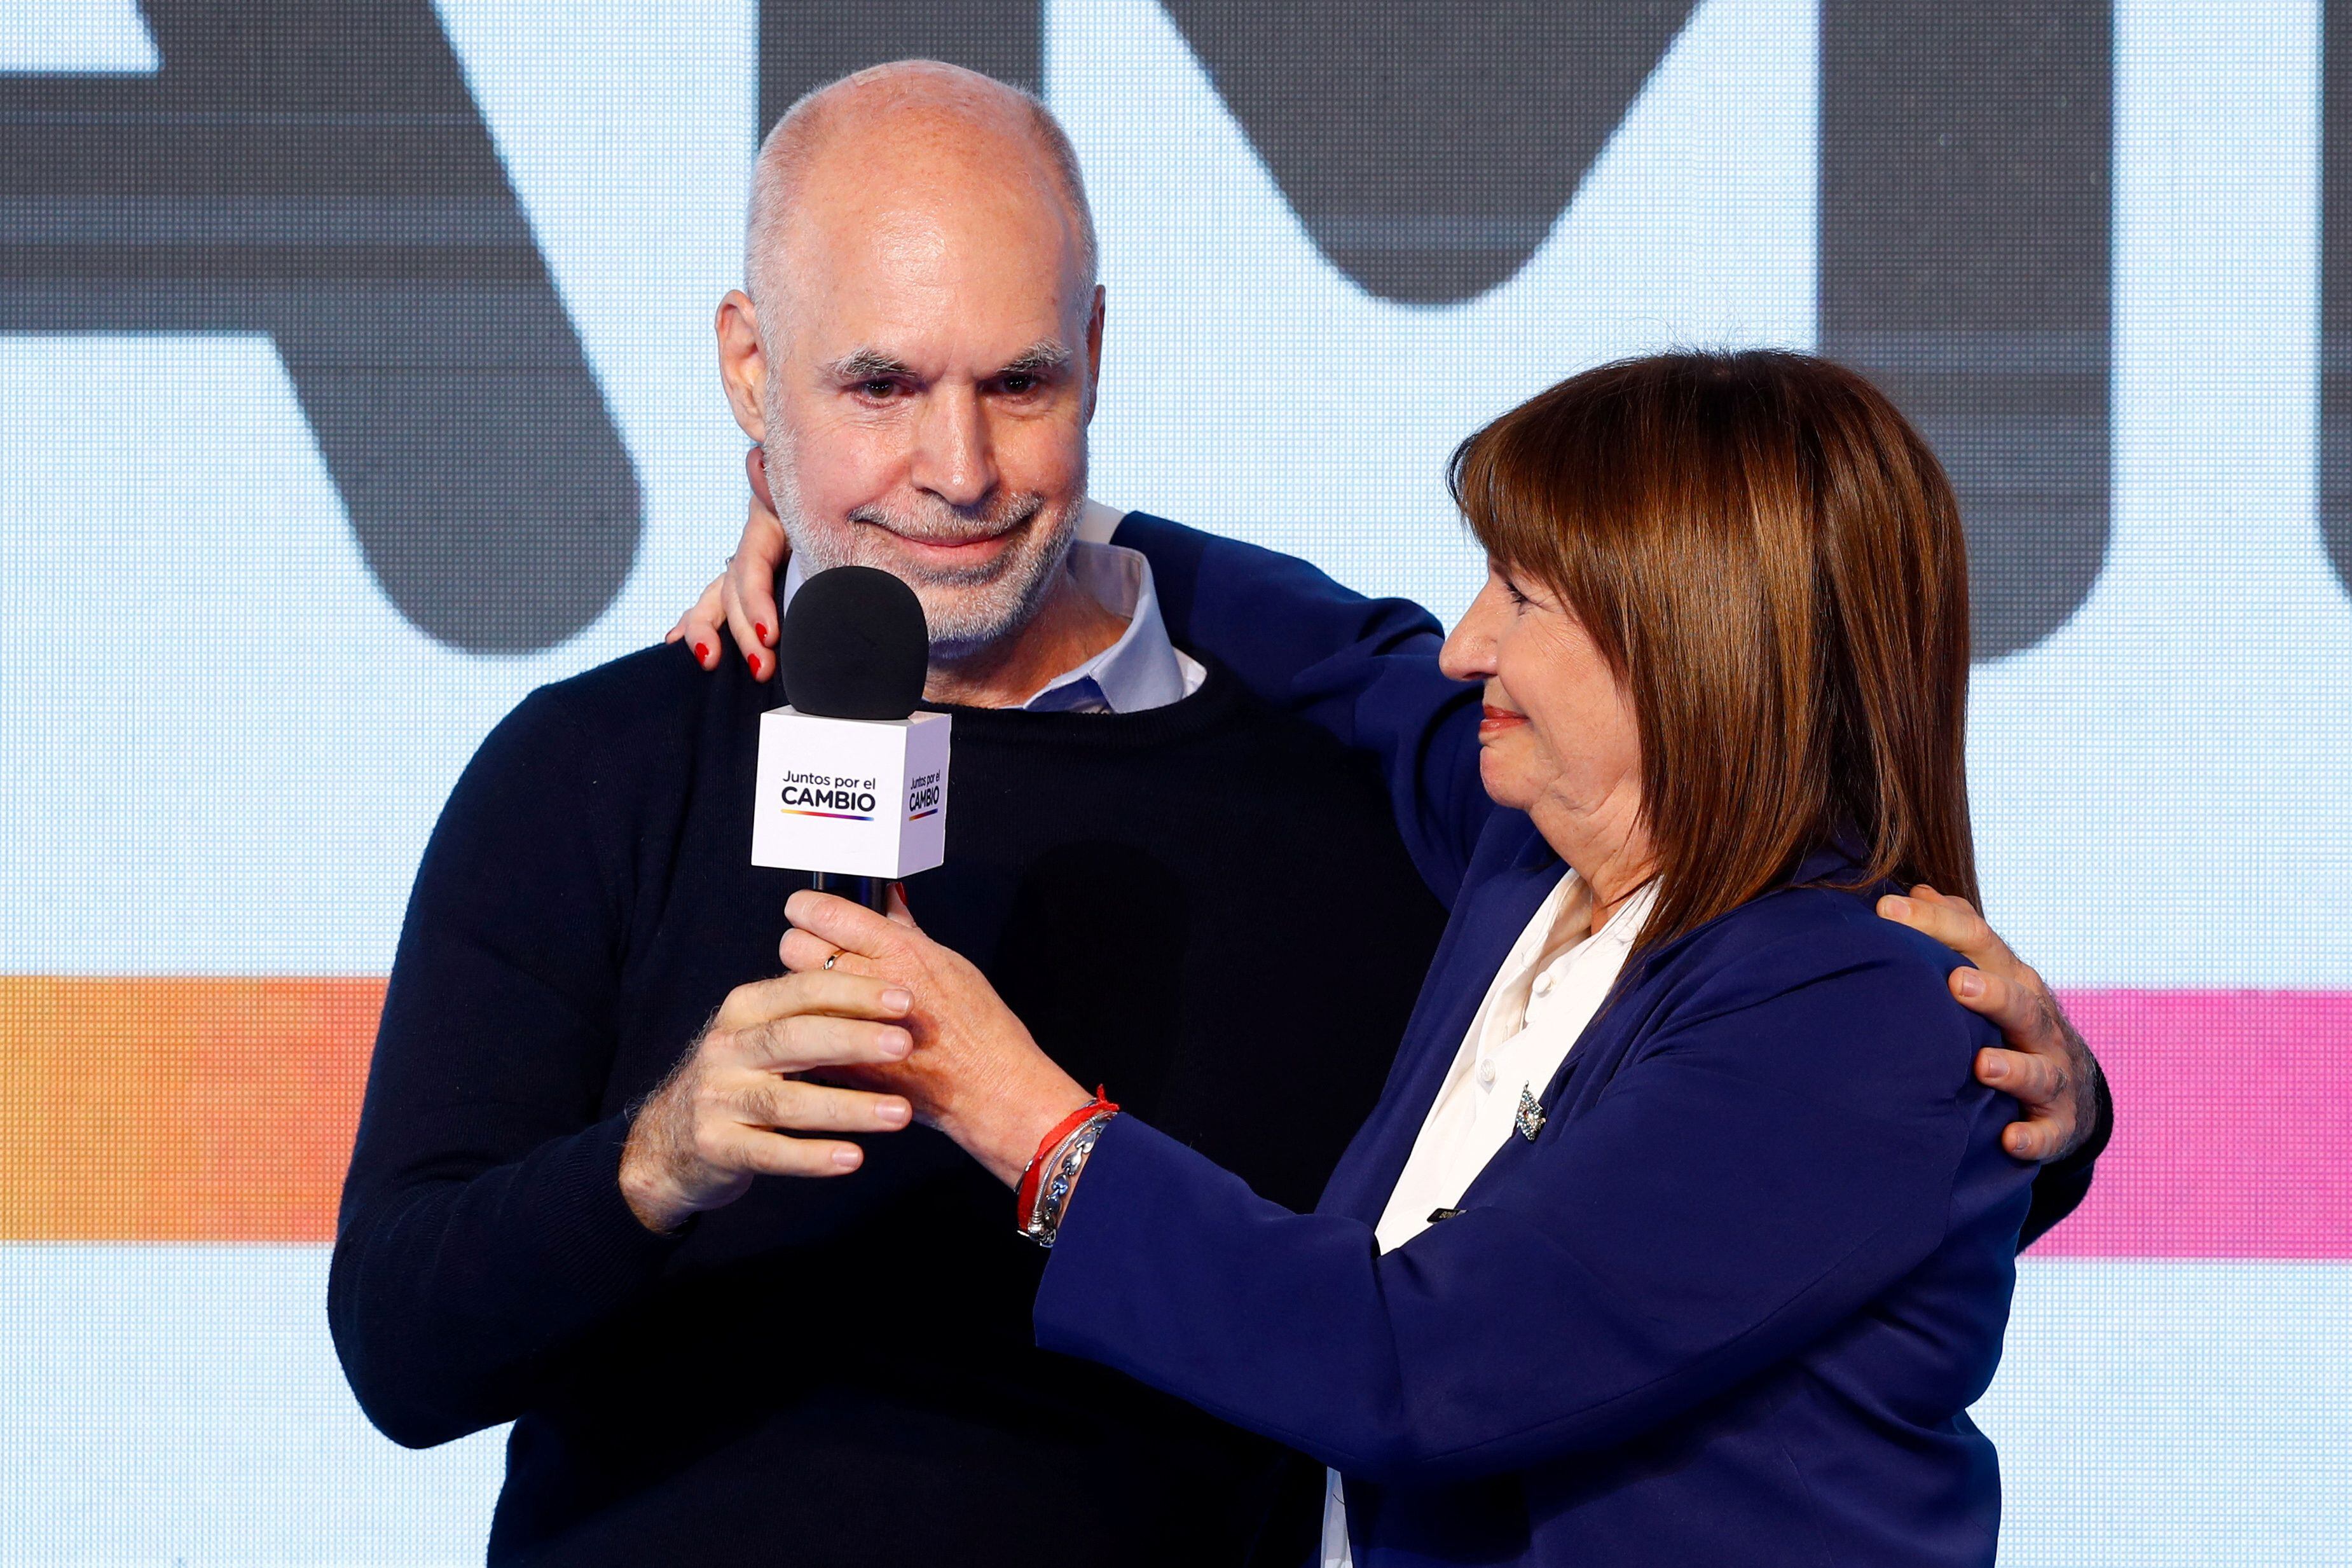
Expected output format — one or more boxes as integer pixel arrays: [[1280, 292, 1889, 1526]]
[[716, 289, 771, 443], [1082, 284, 1106, 425]]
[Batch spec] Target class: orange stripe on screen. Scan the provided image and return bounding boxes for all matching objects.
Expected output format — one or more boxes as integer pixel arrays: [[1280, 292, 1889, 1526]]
[[2, 980, 2348, 1253], [0, 977, 382, 1242]]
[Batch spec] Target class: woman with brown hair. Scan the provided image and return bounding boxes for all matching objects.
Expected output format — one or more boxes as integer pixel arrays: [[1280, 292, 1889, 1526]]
[[785, 350, 2035, 1566]]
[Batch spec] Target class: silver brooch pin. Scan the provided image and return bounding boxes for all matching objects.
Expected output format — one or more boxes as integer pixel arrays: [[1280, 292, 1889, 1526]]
[[1515, 1084, 1546, 1141]]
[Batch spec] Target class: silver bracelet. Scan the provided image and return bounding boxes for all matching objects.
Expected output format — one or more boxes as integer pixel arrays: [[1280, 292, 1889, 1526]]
[[1019, 1110, 1117, 1248]]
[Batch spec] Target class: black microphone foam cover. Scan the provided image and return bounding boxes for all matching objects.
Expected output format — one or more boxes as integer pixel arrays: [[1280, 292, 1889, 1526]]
[[776, 565, 930, 720]]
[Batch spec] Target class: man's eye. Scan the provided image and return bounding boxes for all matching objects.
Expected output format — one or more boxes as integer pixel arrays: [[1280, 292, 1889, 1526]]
[[859, 380, 898, 399], [1001, 373, 1037, 394]]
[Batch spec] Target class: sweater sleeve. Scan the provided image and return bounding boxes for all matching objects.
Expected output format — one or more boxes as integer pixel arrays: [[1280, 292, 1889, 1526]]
[[328, 687, 687, 1448], [2019, 1066, 2114, 1248], [1033, 923, 2033, 1486], [1114, 513, 1493, 902]]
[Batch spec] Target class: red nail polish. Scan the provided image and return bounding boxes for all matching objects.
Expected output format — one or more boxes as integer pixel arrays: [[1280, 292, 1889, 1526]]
[[692, 642, 709, 663], [747, 651, 761, 675]]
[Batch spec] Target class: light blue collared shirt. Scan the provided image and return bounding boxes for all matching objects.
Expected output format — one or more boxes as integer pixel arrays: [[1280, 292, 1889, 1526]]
[[777, 502, 1205, 715]]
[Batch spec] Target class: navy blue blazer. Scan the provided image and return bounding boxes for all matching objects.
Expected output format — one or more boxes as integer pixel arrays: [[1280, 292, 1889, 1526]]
[[1026, 518, 2040, 1565]]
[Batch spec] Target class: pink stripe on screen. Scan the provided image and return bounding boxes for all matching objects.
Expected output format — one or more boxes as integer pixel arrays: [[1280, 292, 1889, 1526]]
[[2032, 989, 2352, 1258]]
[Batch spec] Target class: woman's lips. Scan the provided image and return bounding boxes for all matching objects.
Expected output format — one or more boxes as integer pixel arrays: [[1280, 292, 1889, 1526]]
[[1478, 703, 1528, 739]]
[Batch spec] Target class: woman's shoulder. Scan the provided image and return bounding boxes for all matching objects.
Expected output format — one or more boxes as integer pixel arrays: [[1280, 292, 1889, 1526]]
[[1449, 827, 1983, 1047], [1675, 879, 1959, 980], [1628, 882, 1991, 1067]]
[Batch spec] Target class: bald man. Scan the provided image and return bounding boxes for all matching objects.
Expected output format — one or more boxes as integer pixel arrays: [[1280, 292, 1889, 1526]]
[[332, 62, 2107, 1567]]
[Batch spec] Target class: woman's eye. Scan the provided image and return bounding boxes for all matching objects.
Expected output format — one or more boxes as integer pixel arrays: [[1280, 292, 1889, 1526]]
[[1504, 581, 1531, 607]]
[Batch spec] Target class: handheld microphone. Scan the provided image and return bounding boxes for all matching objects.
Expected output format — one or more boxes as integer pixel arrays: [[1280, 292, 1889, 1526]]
[[750, 565, 949, 914]]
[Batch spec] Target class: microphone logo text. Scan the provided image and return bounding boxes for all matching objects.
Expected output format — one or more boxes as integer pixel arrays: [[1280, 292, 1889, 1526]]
[[906, 770, 944, 822], [779, 767, 877, 822]]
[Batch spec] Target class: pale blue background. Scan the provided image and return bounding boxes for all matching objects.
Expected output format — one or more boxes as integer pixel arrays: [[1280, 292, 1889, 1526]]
[[2, 0, 2348, 1561]]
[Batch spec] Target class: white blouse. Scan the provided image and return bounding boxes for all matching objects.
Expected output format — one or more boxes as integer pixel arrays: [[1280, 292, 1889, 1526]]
[[1323, 869, 1656, 1567]]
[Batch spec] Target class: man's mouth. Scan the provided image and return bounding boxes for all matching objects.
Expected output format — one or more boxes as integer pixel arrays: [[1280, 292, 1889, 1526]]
[[849, 501, 1040, 567], [875, 526, 1016, 564]]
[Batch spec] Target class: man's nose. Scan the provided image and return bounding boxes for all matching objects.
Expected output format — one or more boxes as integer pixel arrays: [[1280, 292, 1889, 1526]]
[[910, 387, 998, 511]]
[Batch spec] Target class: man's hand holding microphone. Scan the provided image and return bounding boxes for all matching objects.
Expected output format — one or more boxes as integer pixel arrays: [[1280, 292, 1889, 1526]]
[[624, 474, 956, 1235], [618, 968, 921, 1232]]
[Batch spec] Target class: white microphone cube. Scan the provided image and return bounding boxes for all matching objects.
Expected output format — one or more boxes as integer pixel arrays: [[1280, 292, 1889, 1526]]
[[750, 707, 951, 879]]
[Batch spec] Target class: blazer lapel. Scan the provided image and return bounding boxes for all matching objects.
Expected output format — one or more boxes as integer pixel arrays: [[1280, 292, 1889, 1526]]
[[1448, 971, 1649, 1209], [1318, 824, 1564, 1224], [1444, 836, 1881, 1208]]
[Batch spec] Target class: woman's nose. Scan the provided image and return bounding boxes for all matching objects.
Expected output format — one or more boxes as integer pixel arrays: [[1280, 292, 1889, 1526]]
[[1441, 589, 1503, 681], [1439, 624, 1493, 682]]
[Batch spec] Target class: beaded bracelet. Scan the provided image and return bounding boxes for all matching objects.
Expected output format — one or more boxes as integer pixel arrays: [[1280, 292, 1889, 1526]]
[[1016, 1087, 1118, 1247]]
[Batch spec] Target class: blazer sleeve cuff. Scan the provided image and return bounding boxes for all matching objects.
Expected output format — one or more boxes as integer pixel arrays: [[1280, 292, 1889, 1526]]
[[1032, 1114, 1220, 1362]]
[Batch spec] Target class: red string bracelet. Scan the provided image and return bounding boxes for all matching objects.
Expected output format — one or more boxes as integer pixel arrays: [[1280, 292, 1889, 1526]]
[[1015, 1086, 1117, 1229]]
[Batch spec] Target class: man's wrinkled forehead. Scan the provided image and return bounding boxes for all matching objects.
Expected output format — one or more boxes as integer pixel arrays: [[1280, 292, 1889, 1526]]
[[773, 212, 1089, 377], [766, 131, 1090, 334]]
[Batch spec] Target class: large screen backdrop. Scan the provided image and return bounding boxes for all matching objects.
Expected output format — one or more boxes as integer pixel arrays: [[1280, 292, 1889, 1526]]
[[2, 1, 2346, 1562]]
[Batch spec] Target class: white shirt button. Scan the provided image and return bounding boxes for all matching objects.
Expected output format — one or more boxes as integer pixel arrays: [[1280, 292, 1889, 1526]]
[[1534, 971, 1557, 998], [1476, 1059, 1497, 1087]]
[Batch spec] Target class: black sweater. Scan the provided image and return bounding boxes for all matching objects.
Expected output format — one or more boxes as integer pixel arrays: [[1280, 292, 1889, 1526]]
[[329, 640, 1449, 1565]]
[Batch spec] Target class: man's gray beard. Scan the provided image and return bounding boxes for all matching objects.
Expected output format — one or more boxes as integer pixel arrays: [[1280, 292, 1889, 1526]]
[[769, 453, 1087, 661]]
